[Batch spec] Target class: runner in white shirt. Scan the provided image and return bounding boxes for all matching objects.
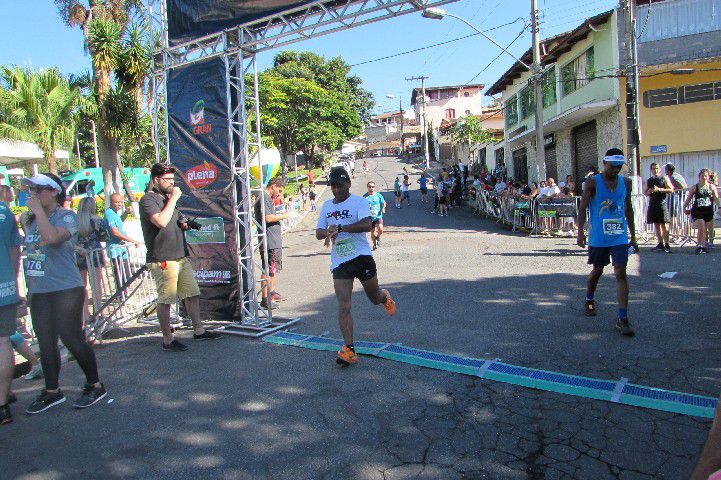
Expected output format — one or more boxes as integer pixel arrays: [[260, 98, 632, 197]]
[[316, 167, 396, 367]]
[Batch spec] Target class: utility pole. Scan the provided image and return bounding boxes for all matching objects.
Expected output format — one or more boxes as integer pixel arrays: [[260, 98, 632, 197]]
[[406, 75, 430, 170], [624, 0, 641, 181], [398, 97, 404, 156], [531, 0, 545, 182]]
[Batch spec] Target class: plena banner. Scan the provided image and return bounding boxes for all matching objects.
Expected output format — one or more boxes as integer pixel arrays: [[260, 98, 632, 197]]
[[167, 57, 239, 320]]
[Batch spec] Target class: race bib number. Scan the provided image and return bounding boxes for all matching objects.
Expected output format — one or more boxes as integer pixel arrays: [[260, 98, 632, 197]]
[[370, 204, 380, 216], [24, 253, 46, 277], [335, 237, 357, 258], [602, 218, 625, 236], [697, 197, 712, 207]]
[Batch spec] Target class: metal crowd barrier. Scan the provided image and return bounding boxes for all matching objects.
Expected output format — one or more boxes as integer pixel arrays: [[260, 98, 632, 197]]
[[473, 188, 707, 245]]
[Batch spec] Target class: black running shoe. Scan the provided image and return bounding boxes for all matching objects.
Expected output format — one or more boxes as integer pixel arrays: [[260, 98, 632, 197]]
[[73, 383, 107, 409], [703, 247, 710, 254], [652, 243, 664, 252], [26, 389, 66, 415], [193, 330, 221, 341], [0, 404, 11, 425], [259, 299, 276, 310], [162, 339, 188, 352], [696, 246, 705, 254], [615, 319, 635, 336], [663, 244, 671, 253], [584, 299, 597, 317]]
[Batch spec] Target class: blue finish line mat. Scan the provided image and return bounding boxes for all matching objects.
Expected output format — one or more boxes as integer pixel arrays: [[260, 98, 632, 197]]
[[264, 331, 717, 419]]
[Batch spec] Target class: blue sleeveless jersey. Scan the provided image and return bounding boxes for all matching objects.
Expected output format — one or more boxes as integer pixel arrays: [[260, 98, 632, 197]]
[[589, 174, 628, 247]]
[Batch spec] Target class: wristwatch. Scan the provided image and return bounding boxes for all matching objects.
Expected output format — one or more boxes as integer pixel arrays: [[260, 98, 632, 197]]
[[337, 224, 343, 233]]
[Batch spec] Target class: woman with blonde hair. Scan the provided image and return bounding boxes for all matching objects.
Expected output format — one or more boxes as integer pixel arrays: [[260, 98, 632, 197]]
[[684, 169, 719, 254], [75, 197, 105, 338]]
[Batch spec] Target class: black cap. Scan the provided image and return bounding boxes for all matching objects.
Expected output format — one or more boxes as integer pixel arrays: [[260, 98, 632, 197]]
[[328, 166, 351, 184]]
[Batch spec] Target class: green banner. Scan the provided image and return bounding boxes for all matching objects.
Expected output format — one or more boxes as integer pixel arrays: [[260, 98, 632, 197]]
[[186, 217, 226, 244]]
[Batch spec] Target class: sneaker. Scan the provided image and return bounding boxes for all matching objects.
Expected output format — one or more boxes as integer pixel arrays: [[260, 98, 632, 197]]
[[193, 330, 221, 341], [381, 289, 396, 316], [703, 247, 710, 254], [584, 299, 597, 317], [663, 244, 671, 254], [26, 389, 66, 414], [0, 404, 11, 425], [707, 242, 715, 249], [270, 291, 285, 302], [615, 319, 635, 336], [376, 238, 380, 248], [652, 243, 664, 251], [24, 364, 44, 381], [162, 339, 188, 352], [336, 345, 358, 367], [696, 246, 705, 254], [73, 383, 107, 409]]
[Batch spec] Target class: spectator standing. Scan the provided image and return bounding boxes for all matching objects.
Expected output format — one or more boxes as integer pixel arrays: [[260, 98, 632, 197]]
[[85, 180, 96, 198], [393, 177, 401, 209], [0, 192, 21, 424], [76, 197, 106, 336], [644, 163, 673, 253], [709, 171, 719, 247], [417, 173, 429, 204], [253, 177, 290, 309], [309, 184, 317, 212], [665, 163, 687, 190], [684, 169, 719, 254], [577, 149, 637, 336], [307, 169, 314, 186], [401, 175, 411, 206], [105, 194, 143, 299], [299, 183, 308, 211], [139, 164, 221, 352], [21, 173, 106, 414]]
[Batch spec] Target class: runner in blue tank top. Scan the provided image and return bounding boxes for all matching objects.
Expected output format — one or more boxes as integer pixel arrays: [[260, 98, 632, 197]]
[[577, 148, 638, 336]]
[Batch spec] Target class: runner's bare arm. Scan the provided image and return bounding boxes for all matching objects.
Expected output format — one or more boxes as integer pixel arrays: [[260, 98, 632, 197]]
[[576, 177, 595, 246], [624, 177, 637, 247], [683, 186, 696, 212], [338, 217, 373, 233]]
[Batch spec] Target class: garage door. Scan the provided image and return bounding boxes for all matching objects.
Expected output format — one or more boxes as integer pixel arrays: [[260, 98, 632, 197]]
[[512, 147, 528, 183], [545, 145, 558, 183], [572, 121, 598, 195]]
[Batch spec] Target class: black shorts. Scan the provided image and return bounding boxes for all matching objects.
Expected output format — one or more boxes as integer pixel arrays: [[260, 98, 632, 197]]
[[692, 207, 714, 223], [439, 195, 447, 205], [0, 302, 18, 337], [420, 187, 428, 194], [588, 244, 629, 268], [371, 218, 383, 228], [646, 202, 669, 224], [259, 248, 283, 276], [332, 255, 377, 281], [394, 191, 401, 198]]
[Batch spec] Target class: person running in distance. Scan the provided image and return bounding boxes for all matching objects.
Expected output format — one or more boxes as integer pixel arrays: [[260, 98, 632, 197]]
[[316, 167, 396, 367], [309, 184, 317, 212], [393, 177, 401, 209], [577, 148, 638, 336], [684, 169, 719, 254], [417, 173, 429, 204], [401, 175, 411, 206], [363, 181, 386, 250]]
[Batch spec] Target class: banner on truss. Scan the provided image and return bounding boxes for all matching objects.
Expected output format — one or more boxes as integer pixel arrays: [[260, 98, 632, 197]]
[[167, 56, 240, 320]]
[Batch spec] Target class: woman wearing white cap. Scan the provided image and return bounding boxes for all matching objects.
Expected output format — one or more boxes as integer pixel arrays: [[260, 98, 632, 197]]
[[21, 173, 106, 415]]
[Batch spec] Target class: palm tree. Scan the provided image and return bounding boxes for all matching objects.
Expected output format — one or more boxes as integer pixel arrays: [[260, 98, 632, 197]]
[[0, 67, 84, 173]]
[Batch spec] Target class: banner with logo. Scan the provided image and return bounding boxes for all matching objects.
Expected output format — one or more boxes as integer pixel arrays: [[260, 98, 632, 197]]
[[536, 198, 578, 218], [166, 1, 352, 46], [168, 57, 240, 320]]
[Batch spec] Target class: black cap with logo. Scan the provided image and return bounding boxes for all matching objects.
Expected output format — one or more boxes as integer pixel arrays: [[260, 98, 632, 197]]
[[328, 166, 351, 185]]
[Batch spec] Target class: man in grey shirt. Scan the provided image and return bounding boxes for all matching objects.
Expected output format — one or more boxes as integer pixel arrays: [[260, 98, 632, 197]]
[[253, 177, 289, 309]]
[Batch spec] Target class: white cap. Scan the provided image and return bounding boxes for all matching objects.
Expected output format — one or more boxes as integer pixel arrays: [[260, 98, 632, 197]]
[[21, 174, 62, 192]]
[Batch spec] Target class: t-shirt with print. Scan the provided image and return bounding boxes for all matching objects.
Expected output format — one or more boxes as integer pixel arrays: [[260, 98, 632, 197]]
[[0, 201, 20, 306], [363, 192, 385, 220], [254, 190, 282, 250], [139, 190, 187, 263], [23, 207, 84, 294], [316, 194, 373, 272], [104, 208, 128, 259]]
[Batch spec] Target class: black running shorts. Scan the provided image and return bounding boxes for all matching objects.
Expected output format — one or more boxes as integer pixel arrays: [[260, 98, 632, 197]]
[[332, 255, 377, 281]]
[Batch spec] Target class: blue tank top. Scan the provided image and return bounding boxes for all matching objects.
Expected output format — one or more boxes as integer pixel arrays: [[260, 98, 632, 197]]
[[589, 174, 628, 247]]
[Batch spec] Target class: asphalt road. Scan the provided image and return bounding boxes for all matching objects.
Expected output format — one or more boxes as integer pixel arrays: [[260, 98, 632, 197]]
[[3, 155, 719, 479]]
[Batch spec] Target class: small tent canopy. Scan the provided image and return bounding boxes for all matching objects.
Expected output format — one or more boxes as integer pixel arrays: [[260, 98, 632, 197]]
[[0, 138, 69, 166]]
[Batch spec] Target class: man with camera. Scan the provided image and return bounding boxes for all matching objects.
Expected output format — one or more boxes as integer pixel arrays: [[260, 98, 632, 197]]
[[139, 163, 220, 352]]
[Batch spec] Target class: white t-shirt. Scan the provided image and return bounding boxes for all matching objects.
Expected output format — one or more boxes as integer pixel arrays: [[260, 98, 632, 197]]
[[316, 194, 373, 271], [494, 182, 506, 193], [546, 185, 560, 196], [401, 181, 409, 192]]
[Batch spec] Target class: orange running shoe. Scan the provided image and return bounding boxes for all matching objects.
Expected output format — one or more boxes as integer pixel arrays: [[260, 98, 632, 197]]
[[381, 289, 396, 316], [336, 345, 358, 367]]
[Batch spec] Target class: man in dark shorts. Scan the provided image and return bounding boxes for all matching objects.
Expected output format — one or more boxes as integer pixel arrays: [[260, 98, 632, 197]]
[[316, 167, 396, 366], [254, 177, 290, 309], [644, 162, 674, 253], [363, 181, 386, 250], [577, 148, 638, 336], [0, 195, 21, 424]]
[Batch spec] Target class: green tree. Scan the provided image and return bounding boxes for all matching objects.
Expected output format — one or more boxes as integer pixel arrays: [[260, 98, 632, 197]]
[[0, 66, 85, 174], [449, 116, 494, 146]]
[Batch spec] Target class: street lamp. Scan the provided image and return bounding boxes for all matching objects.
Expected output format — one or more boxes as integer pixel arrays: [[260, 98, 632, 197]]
[[386, 93, 405, 157]]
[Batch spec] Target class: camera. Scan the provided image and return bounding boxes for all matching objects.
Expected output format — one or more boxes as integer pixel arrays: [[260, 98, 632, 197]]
[[186, 219, 202, 231]]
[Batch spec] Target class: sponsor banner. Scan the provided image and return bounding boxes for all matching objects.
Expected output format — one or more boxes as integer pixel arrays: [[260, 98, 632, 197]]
[[536, 198, 577, 218], [186, 217, 226, 244], [514, 200, 531, 216], [167, 57, 239, 320], [167, 1, 351, 46]]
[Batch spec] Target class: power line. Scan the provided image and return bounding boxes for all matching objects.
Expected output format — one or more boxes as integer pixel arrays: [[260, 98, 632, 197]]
[[349, 18, 526, 68], [465, 24, 530, 86]]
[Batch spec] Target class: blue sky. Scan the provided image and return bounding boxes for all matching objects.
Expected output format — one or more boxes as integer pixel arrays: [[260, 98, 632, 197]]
[[0, 0, 618, 112]]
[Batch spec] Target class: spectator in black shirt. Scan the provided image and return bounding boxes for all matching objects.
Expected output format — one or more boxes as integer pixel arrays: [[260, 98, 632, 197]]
[[254, 177, 289, 309], [139, 164, 220, 352]]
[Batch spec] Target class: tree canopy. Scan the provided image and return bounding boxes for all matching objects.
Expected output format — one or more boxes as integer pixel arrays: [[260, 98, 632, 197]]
[[449, 115, 495, 146]]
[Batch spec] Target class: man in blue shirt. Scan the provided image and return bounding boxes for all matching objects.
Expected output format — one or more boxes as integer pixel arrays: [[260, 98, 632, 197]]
[[363, 181, 386, 250], [105, 193, 142, 297], [0, 197, 21, 424]]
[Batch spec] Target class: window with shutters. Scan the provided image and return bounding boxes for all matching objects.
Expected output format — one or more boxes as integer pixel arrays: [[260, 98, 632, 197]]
[[505, 95, 518, 127], [445, 108, 456, 119], [643, 81, 721, 108], [561, 47, 595, 97], [542, 68, 557, 107], [519, 86, 535, 120], [495, 147, 505, 167]]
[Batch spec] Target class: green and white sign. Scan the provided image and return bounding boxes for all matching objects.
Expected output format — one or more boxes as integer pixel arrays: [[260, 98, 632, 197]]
[[186, 217, 226, 244]]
